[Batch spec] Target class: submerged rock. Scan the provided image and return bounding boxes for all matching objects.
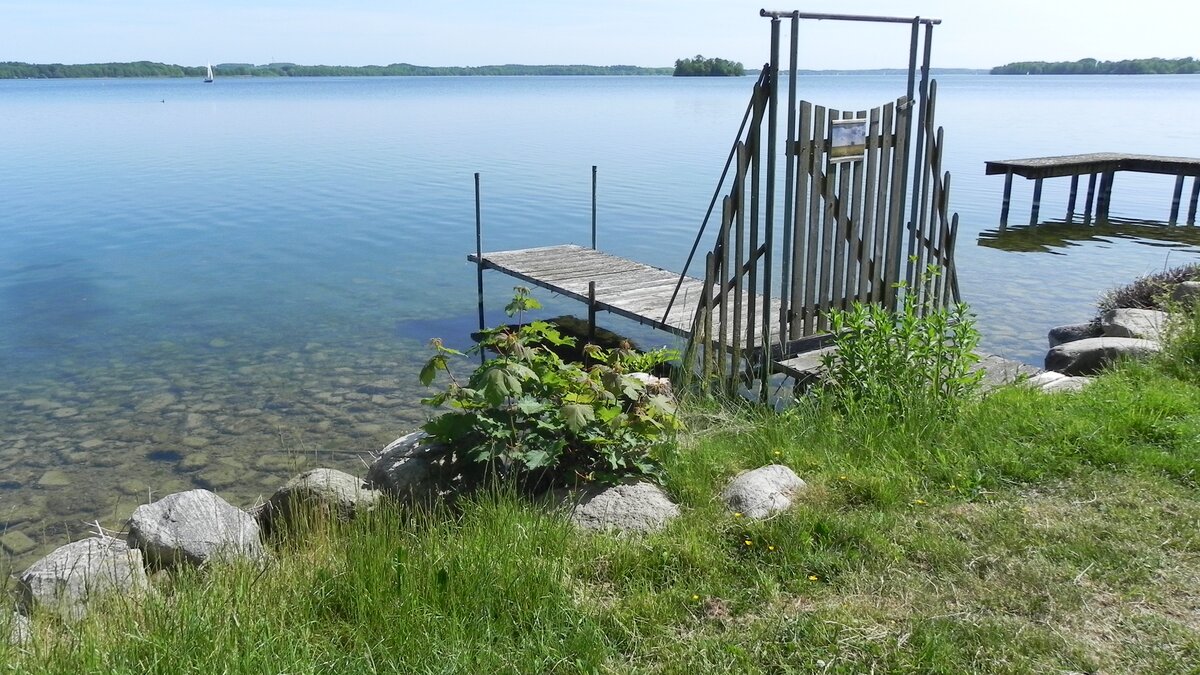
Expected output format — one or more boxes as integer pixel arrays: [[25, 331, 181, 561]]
[[722, 465, 806, 520], [127, 489, 263, 569], [18, 537, 148, 622]]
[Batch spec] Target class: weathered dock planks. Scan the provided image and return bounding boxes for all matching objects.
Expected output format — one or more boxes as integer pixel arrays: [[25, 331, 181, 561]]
[[986, 153, 1200, 227], [470, 244, 784, 346]]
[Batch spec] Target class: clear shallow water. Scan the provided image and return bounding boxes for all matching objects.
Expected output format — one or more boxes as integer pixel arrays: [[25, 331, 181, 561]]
[[2, 74, 1199, 570]]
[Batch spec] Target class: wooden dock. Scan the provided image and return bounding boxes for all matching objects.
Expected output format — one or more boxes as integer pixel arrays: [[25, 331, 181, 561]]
[[986, 152, 1200, 227], [470, 243, 787, 347]]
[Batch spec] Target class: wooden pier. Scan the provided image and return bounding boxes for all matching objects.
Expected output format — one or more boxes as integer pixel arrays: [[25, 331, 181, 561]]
[[470, 244, 789, 350], [986, 153, 1200, 227]]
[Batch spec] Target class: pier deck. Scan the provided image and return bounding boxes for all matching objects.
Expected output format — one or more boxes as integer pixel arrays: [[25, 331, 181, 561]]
[[986, 152, 1200, 227], [470, 243, 786, 346]]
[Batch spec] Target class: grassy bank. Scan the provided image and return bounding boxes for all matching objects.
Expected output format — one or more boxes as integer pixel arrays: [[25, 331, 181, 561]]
[[5, 336, 1200, 672]]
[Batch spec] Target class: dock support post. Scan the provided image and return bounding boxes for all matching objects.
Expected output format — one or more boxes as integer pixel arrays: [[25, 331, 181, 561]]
[[1189, 176, 1200, 226], [1096, 170, 1115, 222], [587, 281, 596, 345], [591, 165, 597, 249], [1170, 173, 1185, 225], [1030, 177, 1043, 226], [1083, 173, 1097, 226], [1066, 174, 1079, 223], [999, 171, 1013, 229], [474, 172, 486, 365]]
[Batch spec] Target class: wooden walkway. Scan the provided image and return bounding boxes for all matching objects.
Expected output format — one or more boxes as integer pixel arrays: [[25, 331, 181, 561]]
[[470, 243, 785, 346], [986, 152, 1200, 227]]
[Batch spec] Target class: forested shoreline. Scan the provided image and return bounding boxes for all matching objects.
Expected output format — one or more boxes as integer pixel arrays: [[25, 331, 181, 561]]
[[992, 57, 1199, 74], [0, 61, 674, 79]]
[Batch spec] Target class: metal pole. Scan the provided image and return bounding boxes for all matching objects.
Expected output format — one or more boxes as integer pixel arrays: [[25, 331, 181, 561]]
[[591, 165, 598, 248], [760, 17, 781, 402], [588, 281, 597, 344], [474, 172, 485, 365], [778, 13, 799, 345]]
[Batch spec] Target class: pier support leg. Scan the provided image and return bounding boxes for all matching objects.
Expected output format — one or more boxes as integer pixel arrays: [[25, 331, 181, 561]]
[[1083, 173, 1097, 226], [475, 172, 486, 365], [1189, 176, 1200, 226], [1096, 170, 1115, 222], [1066, 174, 1079, 223], [1170, 173, 1186, 225], [1030, 177, 1043, 226], [587, 281, 597, 345], [999, 171, 1013, 229]]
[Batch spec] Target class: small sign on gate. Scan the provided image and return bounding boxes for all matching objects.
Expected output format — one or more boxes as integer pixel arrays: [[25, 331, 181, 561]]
[[829, 118, 867, 163]]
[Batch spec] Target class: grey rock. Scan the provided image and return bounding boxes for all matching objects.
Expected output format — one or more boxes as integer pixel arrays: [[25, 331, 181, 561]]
[[1040, 376, 1093, 394], [974, 353, 1041, 392], [1045, 337, 1161, 376], [260, 468, 383, 532], [722, 465, 807, 519], [1022, 371, 1067, 388], [366, 431, 455, 501], [18, 537, 148, 622], [628, 372, 673, 397], [127, 489, 263, 569], [1048, 322, 1102, 348], [1100, 308, 1168, 340], [1171, 281, 1200, 307], [7, 611, 30, 646], [566, 481, 679, 533]]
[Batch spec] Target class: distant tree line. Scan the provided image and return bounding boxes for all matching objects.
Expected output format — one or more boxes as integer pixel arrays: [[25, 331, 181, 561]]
[[673, 55, 745, 77], [991, 57, 1200, 75], [0, 61, 674, 79]]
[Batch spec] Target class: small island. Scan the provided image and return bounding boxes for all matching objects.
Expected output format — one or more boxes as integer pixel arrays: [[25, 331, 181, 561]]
[[991, 56, 1200, 75], [672, 55, 745, 77]]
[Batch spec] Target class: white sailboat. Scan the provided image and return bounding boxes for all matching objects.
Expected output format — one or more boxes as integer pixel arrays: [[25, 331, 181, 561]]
[[204, 63, 214, 83]]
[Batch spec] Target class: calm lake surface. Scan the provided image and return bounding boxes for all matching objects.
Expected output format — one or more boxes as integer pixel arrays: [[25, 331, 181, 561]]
[[2, 74, 1199, 569]]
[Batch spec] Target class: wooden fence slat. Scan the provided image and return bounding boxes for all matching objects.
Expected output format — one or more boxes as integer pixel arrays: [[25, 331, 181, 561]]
[[872, 101, 895, 305], [883, 97, 911, 311], [789, 101, 812, 336], [803, 105, 826, 336]]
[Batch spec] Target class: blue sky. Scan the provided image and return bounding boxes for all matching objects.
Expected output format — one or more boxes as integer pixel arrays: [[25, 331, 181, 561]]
[[3, 1, 1197, 69]]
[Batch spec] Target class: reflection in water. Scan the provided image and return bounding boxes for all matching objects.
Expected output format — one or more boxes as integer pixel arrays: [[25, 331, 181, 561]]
[[977, 218, 1200, 255]]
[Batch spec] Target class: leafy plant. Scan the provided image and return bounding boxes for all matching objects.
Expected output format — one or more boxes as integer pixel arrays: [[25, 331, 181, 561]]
[[820, 274, 983, 417], [419, 287, 682, 485]]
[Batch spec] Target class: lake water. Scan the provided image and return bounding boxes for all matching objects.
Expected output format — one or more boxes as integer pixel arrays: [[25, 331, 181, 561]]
[[2, 73, 1199, 570]]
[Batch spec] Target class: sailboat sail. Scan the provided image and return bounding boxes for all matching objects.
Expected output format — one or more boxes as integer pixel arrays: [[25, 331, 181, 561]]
[[204, 64, 214, 83]]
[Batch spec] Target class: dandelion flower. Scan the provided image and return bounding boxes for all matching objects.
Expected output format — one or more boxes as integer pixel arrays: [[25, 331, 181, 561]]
[[808, 575, 818, 581], [733, 512, 743, 518], [913, 499, 926, 505], [744, 539, 753, 547], [767, 545, 776, 552], [691, 594, 700, 601]]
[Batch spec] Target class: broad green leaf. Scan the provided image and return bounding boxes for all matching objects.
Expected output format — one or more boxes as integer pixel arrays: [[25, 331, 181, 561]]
[[522, 449, 552, 470], [481, 367, 523, 405], [419, 355, 445, 386], [515, 397, 547, 415], [561, 403, 596, 433]]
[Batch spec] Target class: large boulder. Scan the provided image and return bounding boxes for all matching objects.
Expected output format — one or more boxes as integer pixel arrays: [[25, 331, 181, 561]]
[[722, 465, 806, 520], [127, 489, 263, 569], [564, 481, 679, 533], [1100, 308, 1167, 340], [367, 431, 463, 502], [17, 537, 148, 621], [1048, 322, 1102, 348], [1022, 371, 1094, 394], [1045, 337, 1161, 376], [259, 468, 383, 533]]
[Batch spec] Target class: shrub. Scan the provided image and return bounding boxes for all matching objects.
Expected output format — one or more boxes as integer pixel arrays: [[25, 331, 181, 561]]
[[420, 288, 681, 485], [819, 287, 982, 417], [1097, 263, 1200, 312]]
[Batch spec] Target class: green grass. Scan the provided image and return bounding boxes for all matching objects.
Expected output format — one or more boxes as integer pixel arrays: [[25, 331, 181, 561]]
[[6, 341, 1200, 672]]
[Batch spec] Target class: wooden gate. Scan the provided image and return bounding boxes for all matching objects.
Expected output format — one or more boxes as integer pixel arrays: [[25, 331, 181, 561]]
[[677, 11, 960, 398]]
